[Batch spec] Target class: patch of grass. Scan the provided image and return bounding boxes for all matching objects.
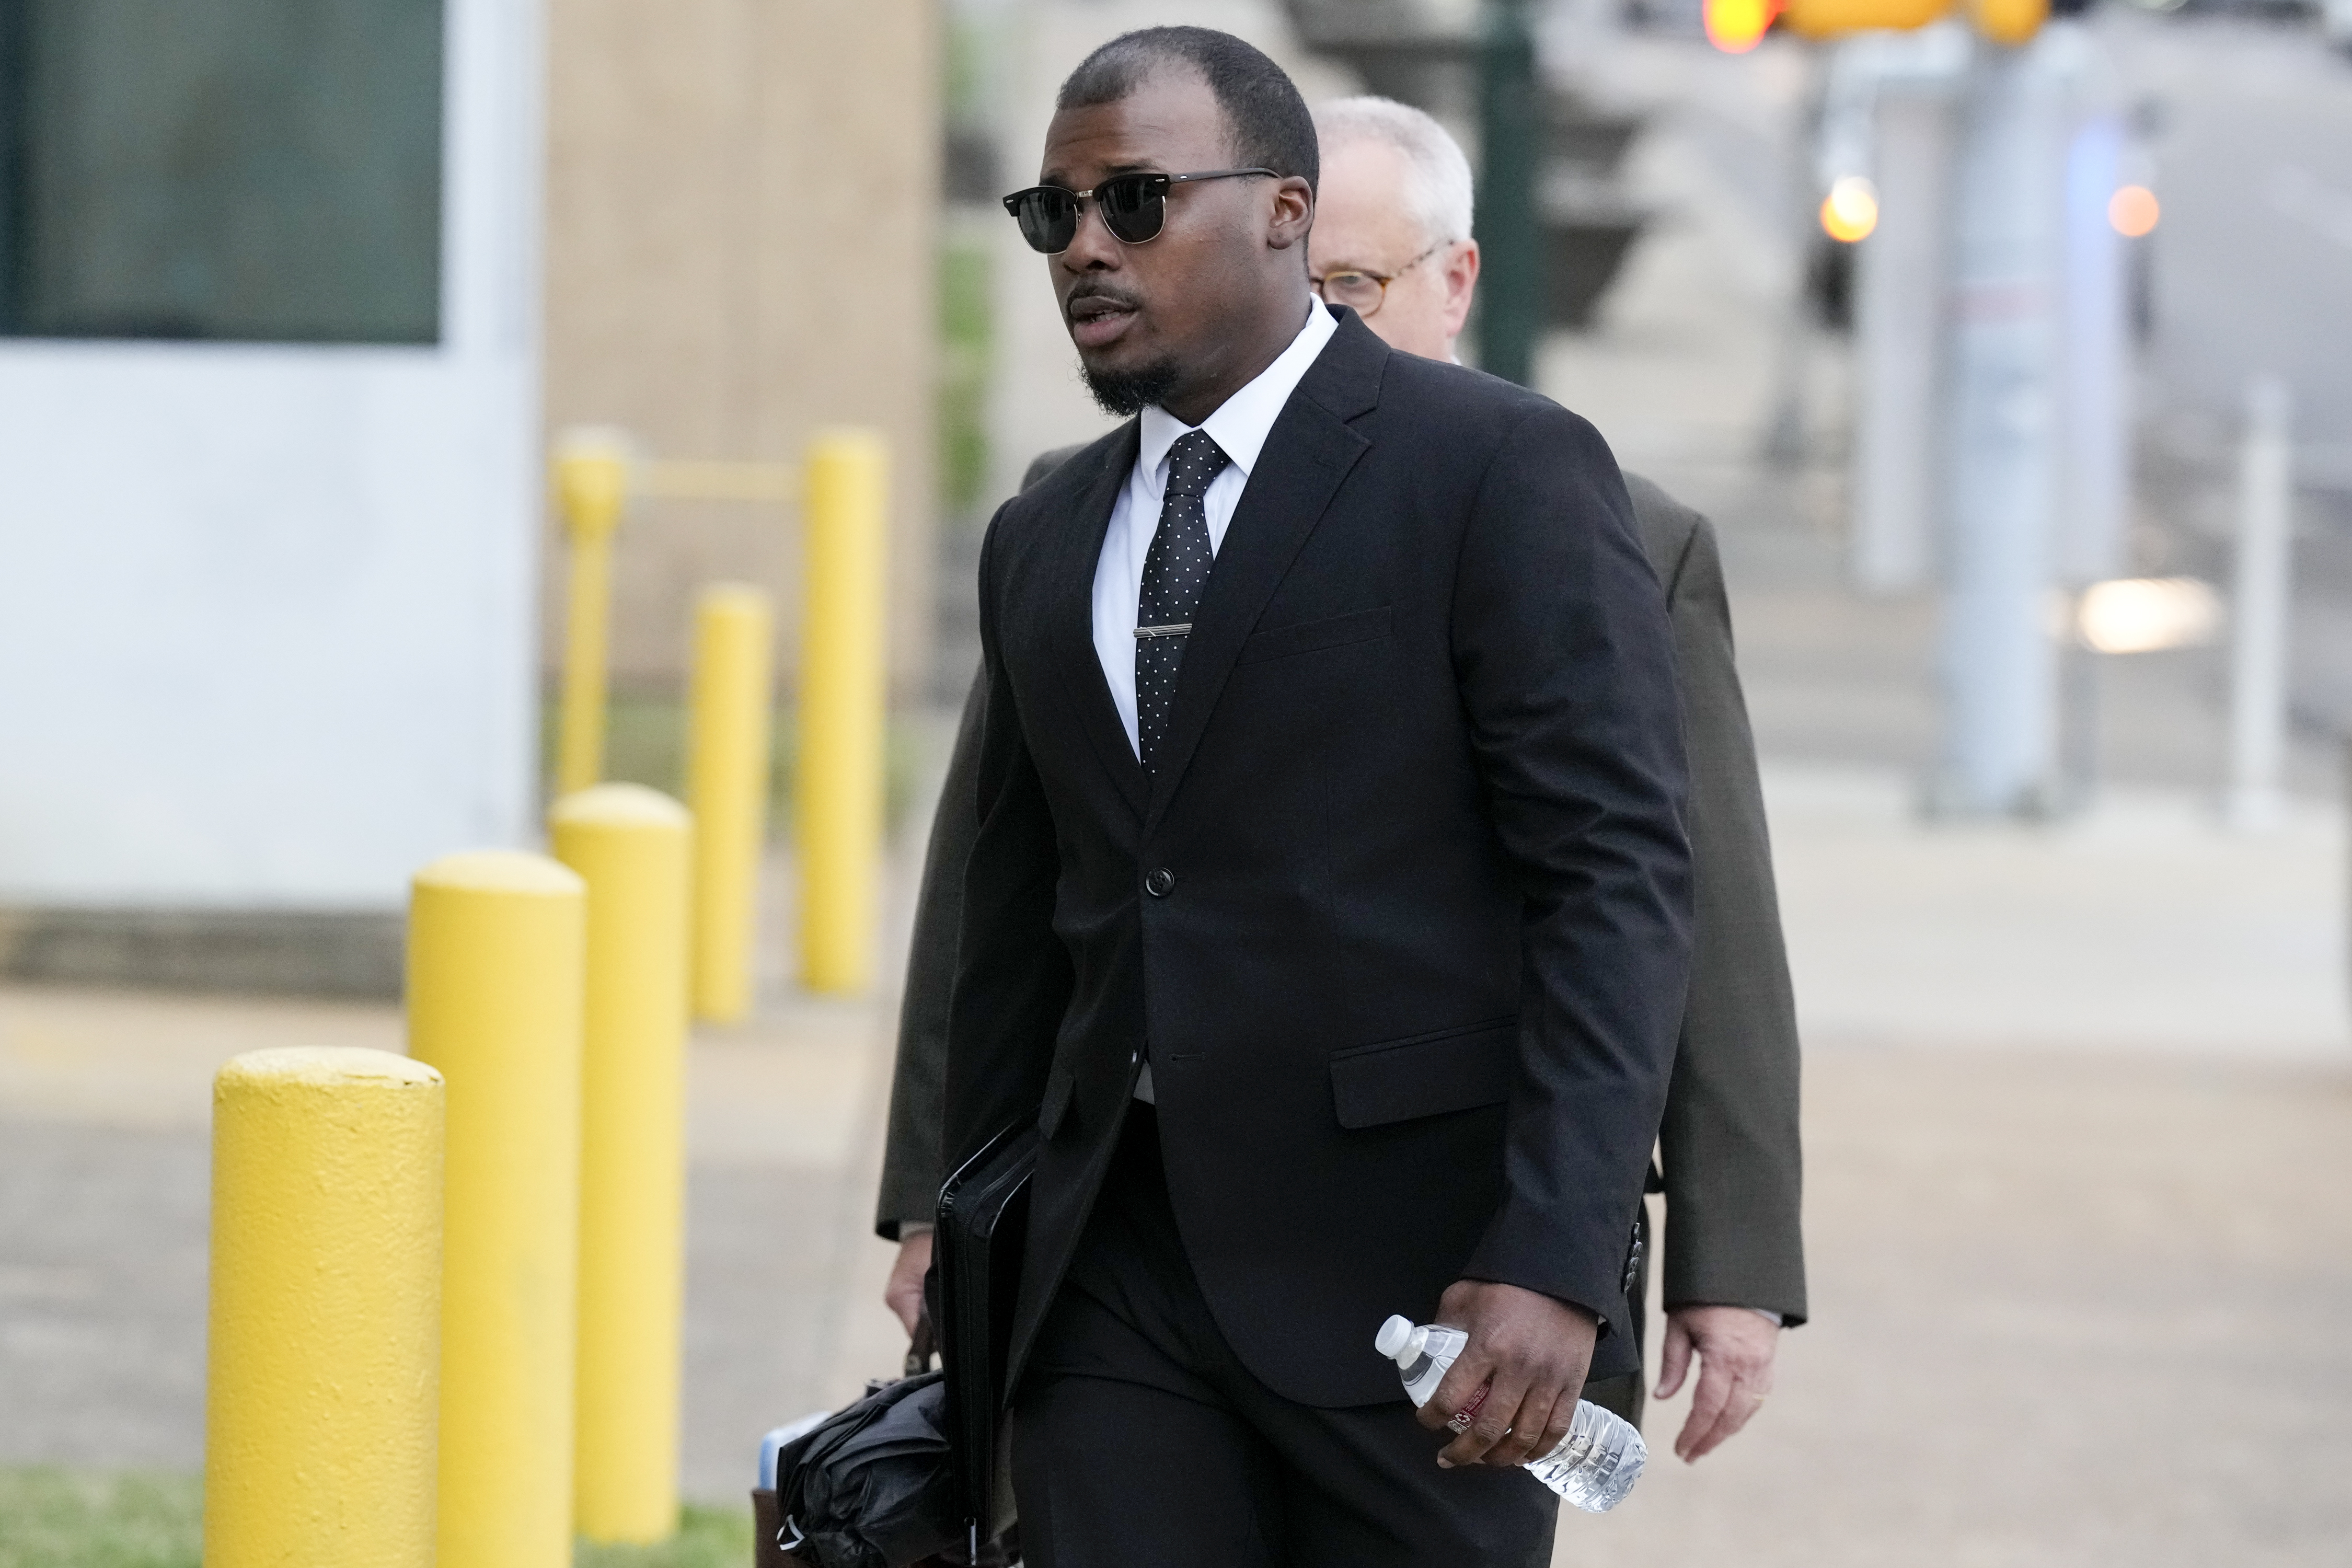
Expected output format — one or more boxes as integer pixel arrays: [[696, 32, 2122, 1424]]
[[0, 1470, 202, 1568], [0, 1471, 753, 1568], [576, 1506, 754, 1568]]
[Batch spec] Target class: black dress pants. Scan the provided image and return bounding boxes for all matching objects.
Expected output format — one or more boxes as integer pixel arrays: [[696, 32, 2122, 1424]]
[[1011, 1104, 1560, 1568]]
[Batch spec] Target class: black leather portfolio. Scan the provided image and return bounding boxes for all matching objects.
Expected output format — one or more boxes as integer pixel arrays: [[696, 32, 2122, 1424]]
[[934, 1121, 1036, 1557]]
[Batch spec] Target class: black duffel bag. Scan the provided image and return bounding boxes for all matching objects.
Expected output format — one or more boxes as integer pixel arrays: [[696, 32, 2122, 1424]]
[[756, 1370, 959, 1568], [752, 1351, 1015, 1568]]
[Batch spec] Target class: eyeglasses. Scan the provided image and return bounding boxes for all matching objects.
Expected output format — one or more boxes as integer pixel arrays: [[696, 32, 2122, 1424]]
[[1002, 168, 1278, 254], [1309, 241, 1448, 318]]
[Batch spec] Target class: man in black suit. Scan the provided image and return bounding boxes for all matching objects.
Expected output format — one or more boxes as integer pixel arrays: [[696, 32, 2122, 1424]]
[[938, 29, 1690, 1563], [880, 91, 1808, 1471]]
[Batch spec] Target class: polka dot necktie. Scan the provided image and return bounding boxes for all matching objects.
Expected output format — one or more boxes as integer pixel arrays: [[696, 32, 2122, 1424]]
[[1134, 429, 1230, 774]]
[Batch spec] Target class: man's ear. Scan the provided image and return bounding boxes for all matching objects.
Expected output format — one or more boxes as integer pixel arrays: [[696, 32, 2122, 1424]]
[[1266, 178, 1315, 252], [1441, 239, 1482, 337]]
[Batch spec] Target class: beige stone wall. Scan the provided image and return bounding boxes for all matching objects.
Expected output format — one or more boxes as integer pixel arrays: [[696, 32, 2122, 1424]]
[[543, 0, 939, 695]]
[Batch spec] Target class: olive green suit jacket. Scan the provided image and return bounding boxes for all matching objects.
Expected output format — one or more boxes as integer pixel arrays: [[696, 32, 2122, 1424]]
[[875, 453, 1807, 1355]]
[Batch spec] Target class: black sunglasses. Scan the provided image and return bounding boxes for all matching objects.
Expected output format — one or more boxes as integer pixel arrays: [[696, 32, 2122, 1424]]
[[1002, 168, 1278, 254]]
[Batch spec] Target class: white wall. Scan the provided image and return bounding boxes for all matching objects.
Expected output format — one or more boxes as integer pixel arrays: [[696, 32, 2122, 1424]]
[[0, 0, 543, 910]]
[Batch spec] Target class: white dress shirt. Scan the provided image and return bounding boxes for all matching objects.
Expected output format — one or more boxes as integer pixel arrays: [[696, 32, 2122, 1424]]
[[1091, 301, 1336, 1103], [1091, 301, 1339, 757]]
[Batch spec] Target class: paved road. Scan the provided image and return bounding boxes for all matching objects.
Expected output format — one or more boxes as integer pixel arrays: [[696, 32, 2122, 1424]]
[[2115, 11, 2352, 738], [1542, 18, 2351, 798], [2127, 15, 2352, 449]]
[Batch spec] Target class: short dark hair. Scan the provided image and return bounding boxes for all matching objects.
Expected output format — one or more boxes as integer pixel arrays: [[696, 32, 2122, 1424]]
[[1057, 27, 1318, 195]]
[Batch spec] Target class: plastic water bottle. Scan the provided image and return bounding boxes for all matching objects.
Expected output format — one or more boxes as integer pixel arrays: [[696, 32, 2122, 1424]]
[[1376, 1315, 1646, 1513]]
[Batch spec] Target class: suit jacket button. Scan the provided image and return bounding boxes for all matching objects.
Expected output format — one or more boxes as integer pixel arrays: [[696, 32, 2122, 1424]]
[[1145, 868, 1176, 897]]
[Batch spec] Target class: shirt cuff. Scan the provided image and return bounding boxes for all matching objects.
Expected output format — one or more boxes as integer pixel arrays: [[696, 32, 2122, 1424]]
[[900, 1222, 935, 1240], [1670, 1302, 1784, 1327]]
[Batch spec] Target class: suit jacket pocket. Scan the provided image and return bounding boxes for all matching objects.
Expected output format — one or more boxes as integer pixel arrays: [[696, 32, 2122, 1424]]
[[1237, 605, 1392, 665], [1329, 1017, 1516, 1129]]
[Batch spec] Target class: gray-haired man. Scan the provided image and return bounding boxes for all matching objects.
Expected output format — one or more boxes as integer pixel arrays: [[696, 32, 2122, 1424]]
[[877, 93, 1805, 1468]]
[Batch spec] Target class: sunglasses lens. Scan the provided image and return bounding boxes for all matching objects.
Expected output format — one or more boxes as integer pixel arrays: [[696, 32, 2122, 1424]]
[[1009, 189, 1078, 253], [1097, 175, 1167, 245]]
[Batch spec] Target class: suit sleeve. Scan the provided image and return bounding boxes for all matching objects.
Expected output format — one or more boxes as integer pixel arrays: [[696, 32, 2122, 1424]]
[[1450, 403, 1693, 1344], [940, 512, 1073, 1176], [873, 665, 987, 1239], [1653, 514, 1808, 1324]]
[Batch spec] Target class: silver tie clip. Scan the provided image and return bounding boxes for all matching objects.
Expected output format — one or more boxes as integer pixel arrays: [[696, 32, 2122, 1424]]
[[1133, 622, 1193, 640]]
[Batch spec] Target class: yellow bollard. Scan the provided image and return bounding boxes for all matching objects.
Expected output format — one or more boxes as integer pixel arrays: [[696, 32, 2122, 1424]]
[[407, 851, 587, 1568], [555, 431, 633, 797], [550, 785, 694, 1543], [204, 1047, 443, 1568], [798, 428, 890, 994], [686, 584, 776, 1021]]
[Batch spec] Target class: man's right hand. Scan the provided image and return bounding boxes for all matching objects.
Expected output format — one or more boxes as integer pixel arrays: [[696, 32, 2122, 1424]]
[[884, 1230, 933, 1339], [1416, 1279, 1598, 1470]]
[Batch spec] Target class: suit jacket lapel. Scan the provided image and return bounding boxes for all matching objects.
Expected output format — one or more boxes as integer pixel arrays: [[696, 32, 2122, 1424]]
[[1047, 421, 1150, 822], [1146, 314, 1387, 827]]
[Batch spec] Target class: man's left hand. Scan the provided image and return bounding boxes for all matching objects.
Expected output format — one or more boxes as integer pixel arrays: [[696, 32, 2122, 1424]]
[[1654, 1305, 1779, 1462], [1415, 1280, 1597, 1470], [883, 1231, 932, 1340]]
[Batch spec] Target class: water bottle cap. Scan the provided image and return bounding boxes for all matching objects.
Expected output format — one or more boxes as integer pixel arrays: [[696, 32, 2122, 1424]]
[[1375, 1315, 1416, 1362]]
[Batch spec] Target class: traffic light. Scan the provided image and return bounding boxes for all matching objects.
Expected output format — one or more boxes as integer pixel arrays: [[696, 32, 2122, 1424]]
[[1968, 0, 2050, 44], [2108, 185, 2159, 238], [1779, 0, 2053, 41], [1781, 0, 1951, 39], [1705, 0, 1781, 52], [1820, 176, 1880, 242]]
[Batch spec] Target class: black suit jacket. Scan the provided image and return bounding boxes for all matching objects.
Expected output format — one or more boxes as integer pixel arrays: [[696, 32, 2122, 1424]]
[[882, 475, 1807, 1329], [943, 312, 1693, 1406]]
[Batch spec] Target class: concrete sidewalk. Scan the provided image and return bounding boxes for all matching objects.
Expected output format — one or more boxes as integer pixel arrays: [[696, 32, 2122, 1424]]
[[1597, 1041, 2352, 1568], [6, 754, 2347, 1563], [0, 959, 906, 1505], [1768, 765, 2347, 1061]]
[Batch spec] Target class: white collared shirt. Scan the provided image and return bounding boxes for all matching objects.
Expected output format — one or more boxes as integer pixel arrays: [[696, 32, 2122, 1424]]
[[1090, 301, 1340, 758]]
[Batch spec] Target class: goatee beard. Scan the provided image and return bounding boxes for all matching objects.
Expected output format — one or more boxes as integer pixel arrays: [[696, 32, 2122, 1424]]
[[1080, 355, 1182, 418]]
